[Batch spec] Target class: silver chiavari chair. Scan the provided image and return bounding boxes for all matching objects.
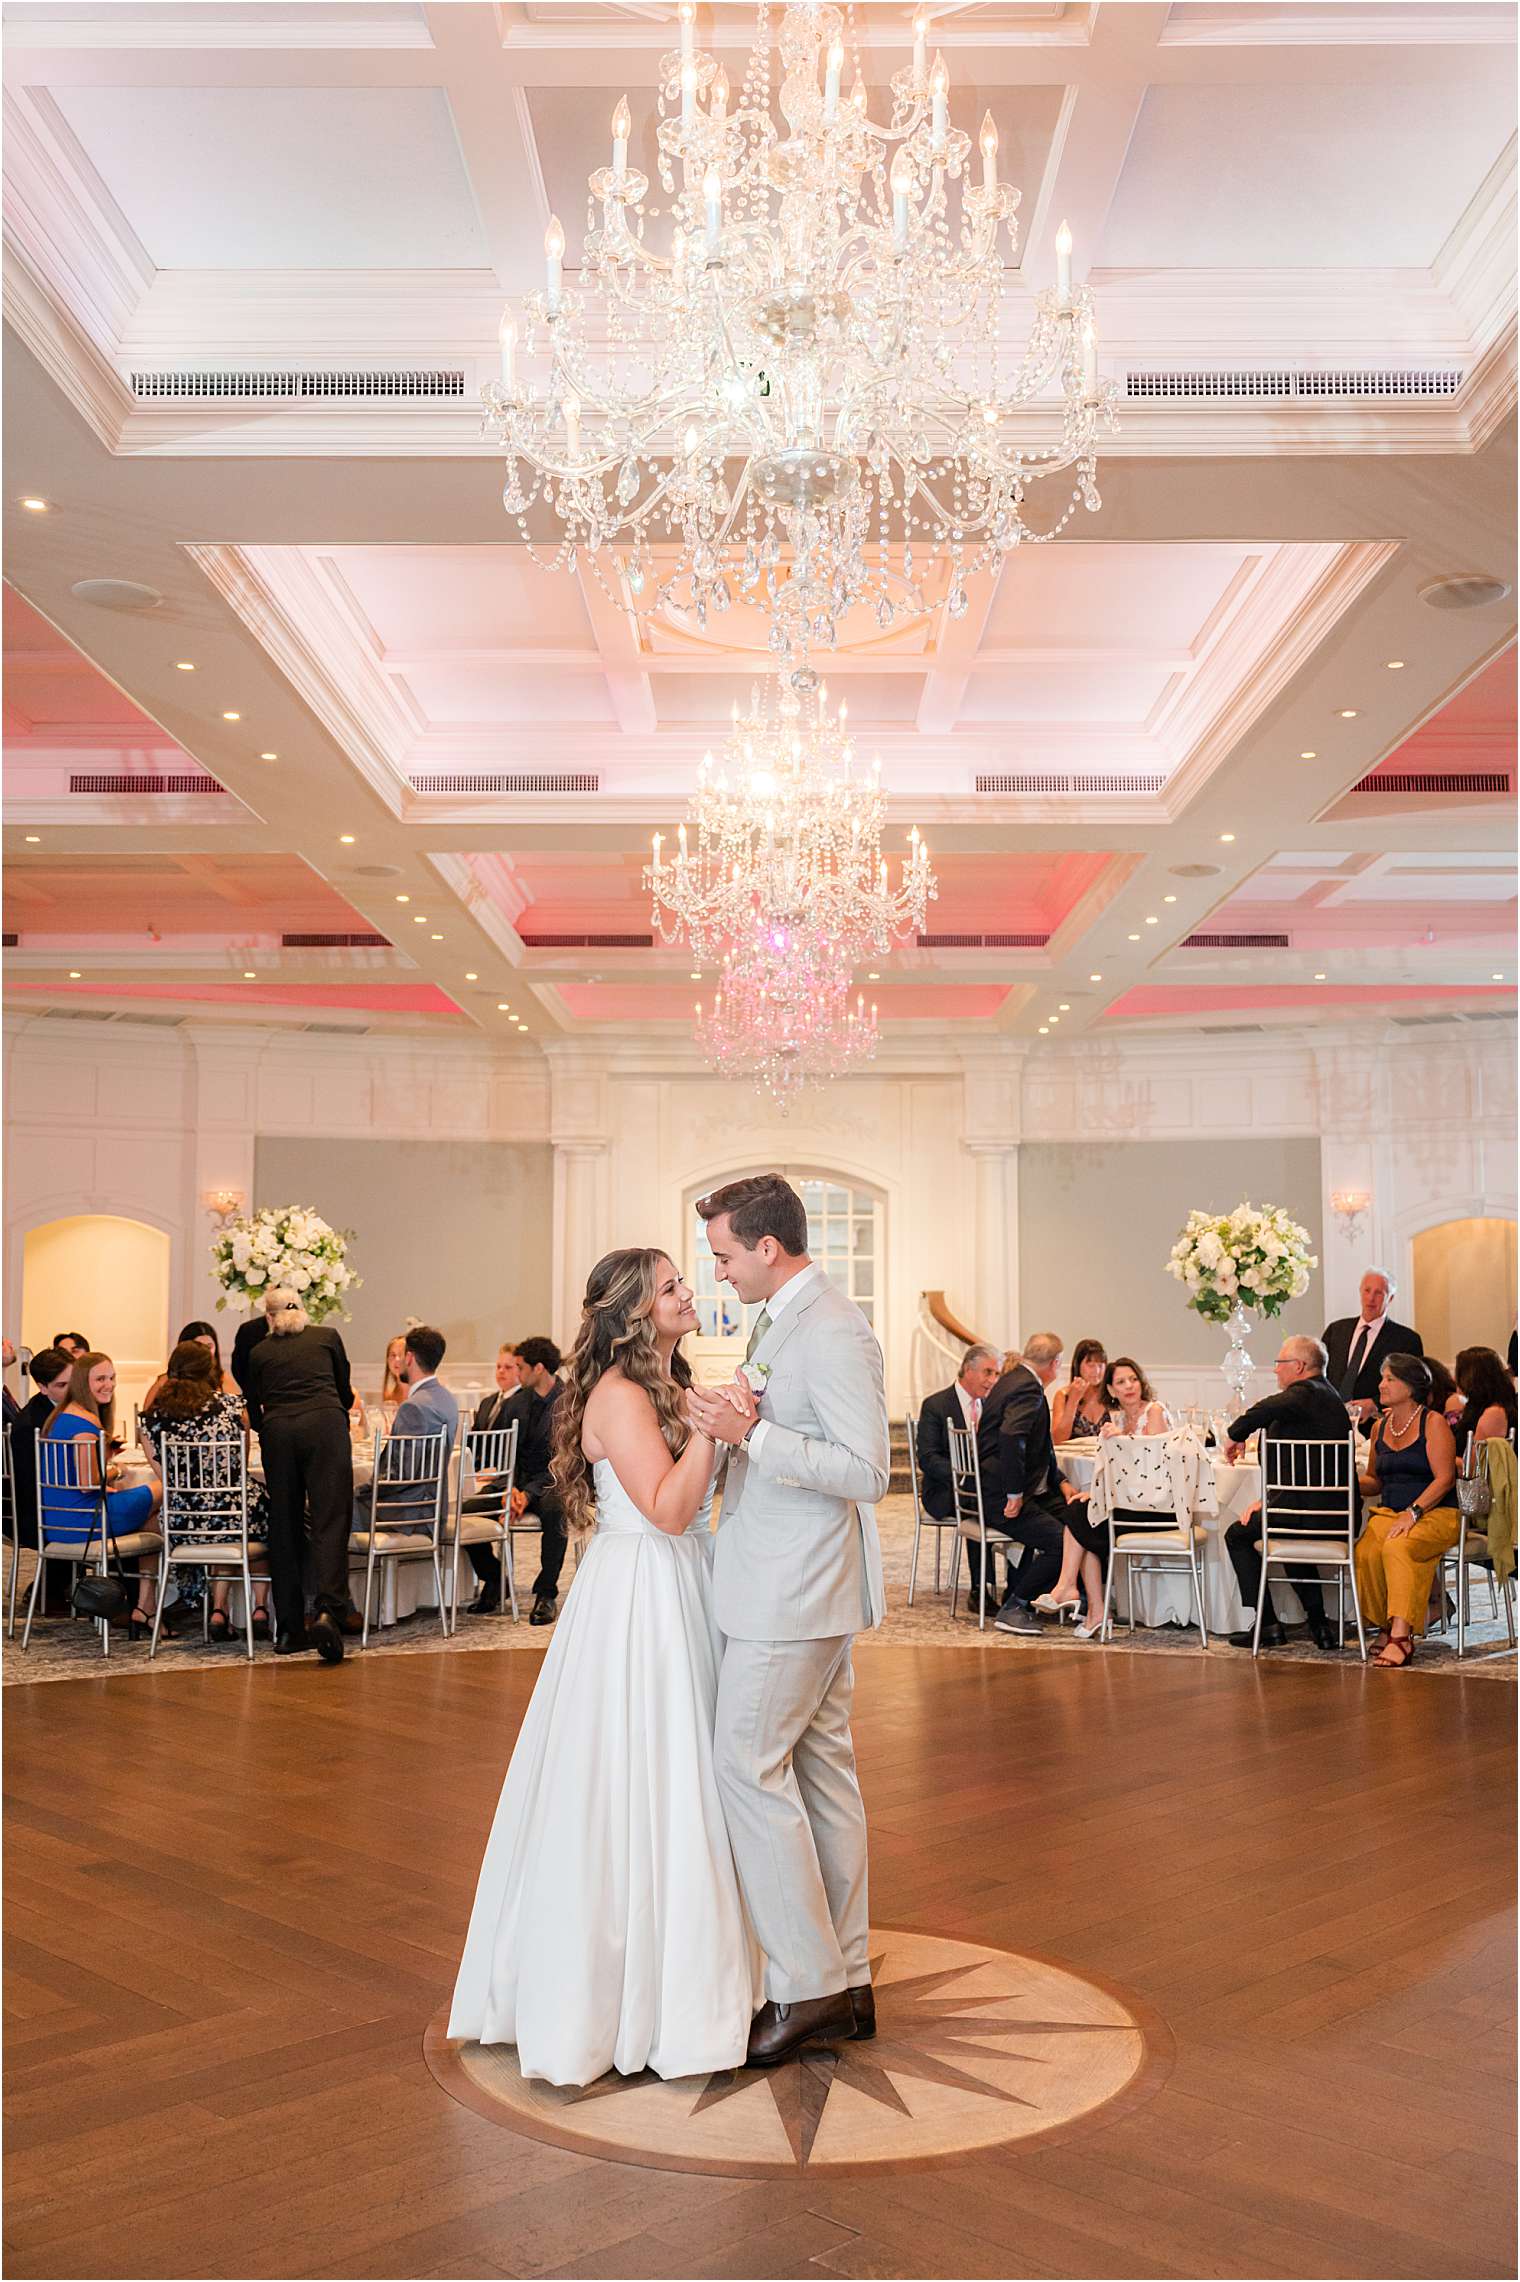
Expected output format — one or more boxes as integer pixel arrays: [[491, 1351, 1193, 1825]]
[[23, 1429, 163, 1658], [906, 1413, 956, 1607], [1255, 1431, 1364, 1661], [449, 1420, 520, 1629], [1096, 1435, 1210, 1651], [946, 1420, 999, 1630], [153, 1432, 257, 1661], [351, 1425, 454, 1647], [3, 1421, 19, 1639]]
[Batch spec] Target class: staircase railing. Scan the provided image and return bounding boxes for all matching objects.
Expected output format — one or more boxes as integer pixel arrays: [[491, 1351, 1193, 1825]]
[[911, 1291, 995, 1414]]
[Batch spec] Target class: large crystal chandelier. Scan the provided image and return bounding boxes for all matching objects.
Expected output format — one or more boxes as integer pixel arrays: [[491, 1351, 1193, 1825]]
[[485, 0, 1114, 654], [697, 941, 878, 1108], [644, 665, 936, 971]]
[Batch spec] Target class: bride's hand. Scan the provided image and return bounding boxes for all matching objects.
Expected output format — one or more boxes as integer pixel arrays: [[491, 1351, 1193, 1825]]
[[687, 1381, 757, 1447]]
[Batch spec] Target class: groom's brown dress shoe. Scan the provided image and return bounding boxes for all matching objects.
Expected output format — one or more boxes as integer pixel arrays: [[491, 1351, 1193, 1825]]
[[745, 1993, 855, 2067], [847, 1983, 876, 2040]]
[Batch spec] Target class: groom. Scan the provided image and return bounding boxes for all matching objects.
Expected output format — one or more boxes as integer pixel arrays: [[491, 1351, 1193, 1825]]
[[688, 1173, 890, 2068]]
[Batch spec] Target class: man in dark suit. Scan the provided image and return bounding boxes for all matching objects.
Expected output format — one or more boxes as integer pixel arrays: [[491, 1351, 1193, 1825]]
[[460, 1336, 566, 1625], [1323, 1269, 1422, 1423], [1223, 1335, 1355, 1652], [459, 1344, 532, 1616], [915, 1341, 1003, 1590], [974, 1332, 1072, 1635], [8, 1347, 72, 1573]]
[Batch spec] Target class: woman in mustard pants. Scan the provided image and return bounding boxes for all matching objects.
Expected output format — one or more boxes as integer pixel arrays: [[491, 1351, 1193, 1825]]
[[1355, 1353, 1459, 1669]]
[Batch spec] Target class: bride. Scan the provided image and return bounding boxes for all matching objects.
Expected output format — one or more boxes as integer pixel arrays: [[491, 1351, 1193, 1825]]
[[448, 1247, 757, 2085]]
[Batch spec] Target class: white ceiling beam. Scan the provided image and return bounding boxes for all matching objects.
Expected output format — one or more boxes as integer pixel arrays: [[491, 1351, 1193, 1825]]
[[1021, 4, 1168, 293]]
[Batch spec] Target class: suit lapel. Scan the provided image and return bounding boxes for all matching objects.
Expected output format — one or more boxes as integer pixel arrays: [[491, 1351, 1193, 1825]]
[[750, 1270, 827, 1377]]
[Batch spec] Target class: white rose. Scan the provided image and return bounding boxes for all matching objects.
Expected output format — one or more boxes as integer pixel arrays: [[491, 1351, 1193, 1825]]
[[246, 1264, 266, 1285]]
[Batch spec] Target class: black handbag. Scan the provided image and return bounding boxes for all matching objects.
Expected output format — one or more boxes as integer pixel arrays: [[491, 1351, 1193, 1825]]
[[69, 1500, 132, 1621]]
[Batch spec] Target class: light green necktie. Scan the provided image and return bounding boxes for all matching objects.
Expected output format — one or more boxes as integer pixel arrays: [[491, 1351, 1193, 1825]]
[[743, 1308, 772, 1364]]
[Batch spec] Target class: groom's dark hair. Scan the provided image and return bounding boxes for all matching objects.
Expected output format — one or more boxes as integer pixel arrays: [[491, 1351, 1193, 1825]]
[[696, 1173, 808, 1258]]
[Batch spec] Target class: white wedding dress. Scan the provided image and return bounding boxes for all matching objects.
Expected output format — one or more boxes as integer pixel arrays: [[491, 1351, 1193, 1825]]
[[448, 1456, 757, 2086]]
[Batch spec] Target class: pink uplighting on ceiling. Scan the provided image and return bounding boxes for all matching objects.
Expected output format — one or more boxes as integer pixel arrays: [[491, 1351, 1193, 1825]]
[[1104, 983, 1515, 1020], [3, 588, 166, 736], [8, 981, 466, 1016], [3, 852, 382, 942]]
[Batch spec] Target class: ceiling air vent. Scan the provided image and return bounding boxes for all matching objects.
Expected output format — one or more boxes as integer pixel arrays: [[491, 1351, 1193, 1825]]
[[2, 933, 16, 948], [1353, 770, 1510, 795], [916, 932, 1050, 949], [975, 771, 1166, 794], [41, 1005, 118, 1023], [1391, 1013, 1462, 1028], [301, 1021, 372, 1035], [116, 1012, 186, 1029], [1200, 1023, 1268, 1035], [280, 932, 391, 949], [70, 772, 223, 795], [1184, 932, 1291, 949], [410, 771, 600, 794], [519, 932, 653, 948], [1465, 1009, 1516, 1023], [131, 370, 465, 401], [1127, 369, 1463, 402]]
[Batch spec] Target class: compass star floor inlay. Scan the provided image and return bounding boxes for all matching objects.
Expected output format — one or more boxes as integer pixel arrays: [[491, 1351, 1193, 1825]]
[[425, 1928, 1168, 2177]]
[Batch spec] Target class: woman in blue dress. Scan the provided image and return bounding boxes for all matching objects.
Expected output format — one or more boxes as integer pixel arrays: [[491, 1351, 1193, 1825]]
[[40, 1351, 165, 1638]]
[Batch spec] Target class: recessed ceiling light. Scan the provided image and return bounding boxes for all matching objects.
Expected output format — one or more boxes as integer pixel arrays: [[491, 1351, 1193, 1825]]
[[259, 751, 278, 761], [690, 970, 702, 980], [465, 971, 478, 982], [1493, 972, 1505, 982], [1219, 832, 1235, 843], [175, 661, 195, 672], [1386, 659, 1404, 670], [338, 834, 355, 845], [222, 710, 241, 722], [1314, 972, 1326, 981], [867, 971, 880, 980], [1038, 1025, 1049, 1035], [1145, 915, 1158, 925], [414, 915, 427, 924], [517, 1026, 529, 1034], [243, 970, 257, 980], [19, 497, 48, 512], [1163, 894, 1177, 903], [396, 893, 410, 903], [1299, 750, 1317, 760], [1127, 932, 1140, 941], [1339, 709, 1357, 720], [497, 1003, 511, 1011], [1058, 1002, 1069, 1011], [24, 833, 40, 843], [68, 970, 81, 979], [430, 932, 443, 941], [1089, 972, 1102, 982]]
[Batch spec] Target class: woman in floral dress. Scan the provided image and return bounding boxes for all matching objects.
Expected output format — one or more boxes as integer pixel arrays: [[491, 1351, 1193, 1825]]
[[142, 1341, 273, 1642]]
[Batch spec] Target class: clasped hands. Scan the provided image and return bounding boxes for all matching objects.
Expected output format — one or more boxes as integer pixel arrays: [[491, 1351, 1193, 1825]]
[[687, 1376, 760, 1448]]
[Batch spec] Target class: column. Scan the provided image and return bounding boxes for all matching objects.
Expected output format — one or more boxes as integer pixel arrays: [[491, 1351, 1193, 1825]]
[[552, 1141, 610, 1353], [184, 1028, 261, 1333]]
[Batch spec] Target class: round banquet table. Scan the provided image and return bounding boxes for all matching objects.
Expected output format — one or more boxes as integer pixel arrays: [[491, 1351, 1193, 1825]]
[[1053, 1440, 1315, 1633], [119, 1440, 487, 1630]]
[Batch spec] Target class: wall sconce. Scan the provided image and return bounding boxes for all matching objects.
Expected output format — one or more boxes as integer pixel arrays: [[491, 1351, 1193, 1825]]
[[1330, 1187, 1371, 1242], [204, 1188, 246, 1228]]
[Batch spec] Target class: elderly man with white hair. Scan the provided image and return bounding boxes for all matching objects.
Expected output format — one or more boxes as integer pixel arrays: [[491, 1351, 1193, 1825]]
[[1323, 1269, 1423, 1424], [242, 1286, 356, 1662], [1221, 1334, 1352, 1653]]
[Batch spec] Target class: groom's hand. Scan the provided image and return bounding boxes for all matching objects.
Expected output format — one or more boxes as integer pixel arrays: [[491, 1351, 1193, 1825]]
[[688, 1382, 757, 1447]]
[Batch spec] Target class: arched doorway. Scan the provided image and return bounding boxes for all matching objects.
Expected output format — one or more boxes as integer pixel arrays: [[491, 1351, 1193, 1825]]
[[1410, 1217, 1518, 1363], [21, 1215, 172, 1414], [684, 1169, 885, 1375]]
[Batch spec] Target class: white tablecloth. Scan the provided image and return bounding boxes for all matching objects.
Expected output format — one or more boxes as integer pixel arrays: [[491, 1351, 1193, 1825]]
[[1054, 1441, 1300, 1632]]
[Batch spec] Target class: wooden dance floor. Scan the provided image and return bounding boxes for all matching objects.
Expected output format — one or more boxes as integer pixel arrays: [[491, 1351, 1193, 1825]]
[[5, 1644, 1514, 2280]]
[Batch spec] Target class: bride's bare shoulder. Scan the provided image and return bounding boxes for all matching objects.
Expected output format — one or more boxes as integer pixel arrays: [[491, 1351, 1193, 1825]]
[[581, 1368, 647, 1458]]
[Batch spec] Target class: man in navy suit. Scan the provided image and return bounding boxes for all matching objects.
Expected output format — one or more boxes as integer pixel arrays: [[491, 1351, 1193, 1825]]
[[357, 1324, 458, 1533]]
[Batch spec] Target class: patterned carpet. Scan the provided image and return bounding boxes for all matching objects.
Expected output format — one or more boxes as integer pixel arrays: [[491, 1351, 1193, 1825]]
[[5, 1493, 1514, 1684]]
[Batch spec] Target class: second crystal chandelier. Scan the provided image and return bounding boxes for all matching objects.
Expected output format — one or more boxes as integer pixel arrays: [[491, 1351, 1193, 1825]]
[[486, 0, 1114, 656]]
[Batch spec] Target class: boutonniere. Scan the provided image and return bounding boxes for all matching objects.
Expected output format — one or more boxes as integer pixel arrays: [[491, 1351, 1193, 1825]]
[[741, 1361, 771, 1396]]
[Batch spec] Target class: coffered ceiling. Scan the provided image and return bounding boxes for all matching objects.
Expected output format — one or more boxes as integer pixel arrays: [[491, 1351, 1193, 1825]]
[[2, 0, 1515, 1057]]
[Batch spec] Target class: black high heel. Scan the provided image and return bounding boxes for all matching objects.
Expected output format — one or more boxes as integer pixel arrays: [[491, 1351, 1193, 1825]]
[[207, 1608, 232, 1643]]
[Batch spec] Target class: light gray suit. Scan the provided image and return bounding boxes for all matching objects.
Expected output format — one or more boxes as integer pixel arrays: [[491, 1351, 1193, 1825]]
[[712, 1265, 890, 2006]]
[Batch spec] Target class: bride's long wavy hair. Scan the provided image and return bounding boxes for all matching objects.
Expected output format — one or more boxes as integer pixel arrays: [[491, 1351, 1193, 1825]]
[[552, 1247, 694, 1538]]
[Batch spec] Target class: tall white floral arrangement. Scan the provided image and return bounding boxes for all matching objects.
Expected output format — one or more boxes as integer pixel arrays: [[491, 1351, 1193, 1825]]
[[1165, 1201, 1316, 1326], [211, 1204, 358, 1324]]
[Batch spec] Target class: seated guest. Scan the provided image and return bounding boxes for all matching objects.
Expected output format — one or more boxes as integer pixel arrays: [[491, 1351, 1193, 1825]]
[[1420, 1355, 1461, 1426], [459, 1344, 531, 1617], [914, 1341, 1003, 1583], [1051, 1340, 1110, 1443], [142, 1341, 272, 1642], [142, 1320, 239, 1412], [1354, 1354, 1459, 1668], [51, 1332, 91, 1362], [40, 1351, 165, 1638], [379, 1332, 409, 1417], [1323, 1269, 1422, 1425], [1100, 1358, 1169, 1437], [1221, 1335, 1350, 1653], [972, 1332, 1068, 1635], [508, 1337, 568, 1627], [359, 1326, 458, 1532], [1452, 1346, 1518, 1451], [9, 1347, 73, 1561]]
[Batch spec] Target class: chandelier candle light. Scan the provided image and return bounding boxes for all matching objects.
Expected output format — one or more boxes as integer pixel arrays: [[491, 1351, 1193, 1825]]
[[484, 0, 1114, 655]]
